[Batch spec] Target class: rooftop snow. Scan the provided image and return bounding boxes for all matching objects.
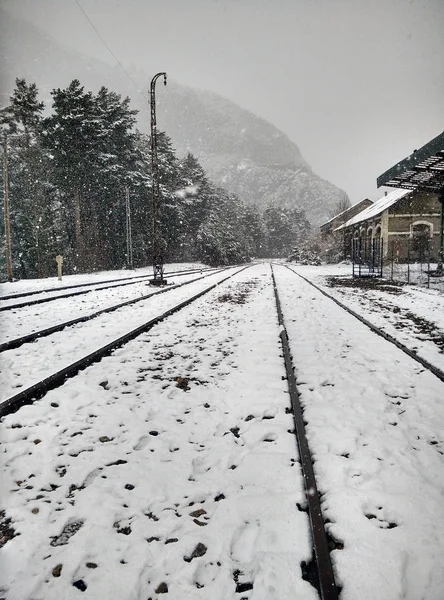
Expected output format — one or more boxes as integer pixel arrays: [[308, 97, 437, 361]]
[[320, 199, 373, 228], [335, 188, 411, 230]]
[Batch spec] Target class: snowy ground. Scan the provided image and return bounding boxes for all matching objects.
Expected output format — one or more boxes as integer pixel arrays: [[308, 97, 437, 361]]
[[274, 265, 444, 600], [0, 264, 204, 299], [290, 263, 444, 374], [0, 268, 234, 402], [1, 262, 444, 600]]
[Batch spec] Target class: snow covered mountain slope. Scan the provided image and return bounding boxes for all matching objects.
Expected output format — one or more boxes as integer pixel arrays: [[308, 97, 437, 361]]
[[0, 8, 348, 225]]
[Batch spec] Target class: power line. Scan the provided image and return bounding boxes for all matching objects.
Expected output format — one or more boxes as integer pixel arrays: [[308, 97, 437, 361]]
[[73, 0, 141, 94]]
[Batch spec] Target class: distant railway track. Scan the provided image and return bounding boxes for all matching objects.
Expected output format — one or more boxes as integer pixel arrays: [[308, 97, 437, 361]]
[[0, 268, 226, 353], [2, 262, 442, 598], [282, 263, 444, 385], [271, 264, 339, 600], [0, 267, 218, 311], [2, 262, 340, 598], [0, 266, 249, 418]]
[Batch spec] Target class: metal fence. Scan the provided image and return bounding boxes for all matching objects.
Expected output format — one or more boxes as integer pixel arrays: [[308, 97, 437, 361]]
[[352, 238, 383, 278], [383, 238, 444, 291]]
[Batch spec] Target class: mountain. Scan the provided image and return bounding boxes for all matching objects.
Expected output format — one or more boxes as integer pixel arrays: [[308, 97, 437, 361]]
[[0, 8, 348, 225], [157, 85, 348, 225]]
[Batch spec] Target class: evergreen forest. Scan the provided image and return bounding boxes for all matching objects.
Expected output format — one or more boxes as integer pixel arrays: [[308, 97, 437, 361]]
[[0, 79, 311, 280]]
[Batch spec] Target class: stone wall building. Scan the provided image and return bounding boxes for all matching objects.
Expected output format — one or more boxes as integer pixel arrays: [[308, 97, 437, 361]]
[[320, 199, 373, 237], [335, 189, 442, 261]]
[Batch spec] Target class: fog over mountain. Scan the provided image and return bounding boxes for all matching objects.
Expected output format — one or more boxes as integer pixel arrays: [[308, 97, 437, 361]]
[[0, 7, 349, 225]]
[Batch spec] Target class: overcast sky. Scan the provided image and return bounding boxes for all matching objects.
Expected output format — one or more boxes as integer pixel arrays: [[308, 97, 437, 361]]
[[3, 0, 444, 202]]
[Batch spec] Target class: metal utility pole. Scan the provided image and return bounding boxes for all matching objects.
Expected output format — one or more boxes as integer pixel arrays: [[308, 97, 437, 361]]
[[74, 184, 82, 271], [149, 72, 167, 285], [438, 191, 444, 272], [2, 133, 13, 282], [125, 186, 133, 270]]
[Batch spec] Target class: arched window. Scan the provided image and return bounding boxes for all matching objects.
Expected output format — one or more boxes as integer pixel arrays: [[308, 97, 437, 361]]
[[412, 222, 432, 258], [366, 227, 373, 257], [374, 226, 382, 239]]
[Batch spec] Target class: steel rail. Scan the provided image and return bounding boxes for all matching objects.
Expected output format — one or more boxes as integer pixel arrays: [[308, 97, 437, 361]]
[[0, 267, 217, 301], [0, 266, 250, 418], [271, 265, 339, 600], [1, 274, 149, 301], [283, 264, 444, 385], [0, 269, 226, 353], [0, 268, 220, 312]]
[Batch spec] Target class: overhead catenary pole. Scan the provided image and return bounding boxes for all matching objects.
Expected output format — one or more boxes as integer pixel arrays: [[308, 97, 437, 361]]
[[438, 191, 444, 272], [150, 72, 167, 285], [3, 133, 13, 282], [74, 184, 82, 272], [125, 186, 133, 270]]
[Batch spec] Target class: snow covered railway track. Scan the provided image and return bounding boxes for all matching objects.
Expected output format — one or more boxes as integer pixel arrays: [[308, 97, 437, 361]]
[[283, 264, 444, 385], [272, 263, 444, 600], [0, 269, 226, 353], [1, 263, 323, 600], [271, 266, 339, 600], [0, 267, 247, 418], [0, 267, 218, 311]]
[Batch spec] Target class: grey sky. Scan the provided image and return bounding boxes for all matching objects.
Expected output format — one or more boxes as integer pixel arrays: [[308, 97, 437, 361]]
[[3, 0, 444, 203]]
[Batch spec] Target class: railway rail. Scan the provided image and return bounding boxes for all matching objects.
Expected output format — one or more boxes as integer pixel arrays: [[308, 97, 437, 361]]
[[0, 266, 247, 417], [2, 262, 443, 599], [0, 268, 226, 353], [1, 263, 340, 600], [282, 263, 444, 385], [272, 265, 339, 600], [0, 267, 218, 311]]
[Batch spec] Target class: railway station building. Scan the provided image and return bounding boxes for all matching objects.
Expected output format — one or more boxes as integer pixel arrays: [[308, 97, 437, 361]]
[[335, 188, 443, 261], [319, 199, 373, 261], [323, 131, 444, 267], [320, 199, 373, 237]]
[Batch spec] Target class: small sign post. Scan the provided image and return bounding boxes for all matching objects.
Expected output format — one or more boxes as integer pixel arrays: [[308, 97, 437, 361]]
[[55, 255, 63, 281]]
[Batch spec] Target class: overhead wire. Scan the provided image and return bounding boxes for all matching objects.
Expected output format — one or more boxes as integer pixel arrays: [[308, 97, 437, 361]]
[[73, 0, 142, 94]]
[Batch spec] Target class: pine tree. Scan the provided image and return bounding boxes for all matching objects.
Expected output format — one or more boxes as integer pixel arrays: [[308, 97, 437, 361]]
[[176, 153, 212, 260], [2, 77, 309, 279], [42, 81, 140, 272], [263, 206, 311, 258], [42, 80, 98, 272], [197, 189, 251, 266], [0, 79, 57, 278]]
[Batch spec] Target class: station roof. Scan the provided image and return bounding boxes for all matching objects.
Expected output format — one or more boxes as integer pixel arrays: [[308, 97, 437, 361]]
[[319, 198, 372, 229], [335, 189, 410, 230], [377, 131, 444, 193]]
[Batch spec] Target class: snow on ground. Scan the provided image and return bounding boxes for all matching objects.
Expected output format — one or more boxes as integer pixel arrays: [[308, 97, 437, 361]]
[[0, 263, 204, 298], [0, 268, 239, 402], [290, 263, 444, 373], [274, 265, 444, 600], [0, 269, 220, 344], [1, 261, 444, 600], [1, 264, 316, 600]]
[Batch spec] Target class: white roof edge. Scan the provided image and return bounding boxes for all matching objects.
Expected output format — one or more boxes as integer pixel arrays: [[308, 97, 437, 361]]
[[334, 188, 411, 231], [320, 198, 373, 228]]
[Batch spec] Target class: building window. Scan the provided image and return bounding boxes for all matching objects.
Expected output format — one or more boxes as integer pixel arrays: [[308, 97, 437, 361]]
[[412, 222, 431, 258]]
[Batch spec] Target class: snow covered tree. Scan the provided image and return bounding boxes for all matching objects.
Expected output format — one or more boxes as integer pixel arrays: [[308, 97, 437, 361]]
[[197, 189, 252, 266], [175, 153, 213, 260], [263, 206, 311, 258], [42, 81, 140, 272], [0, 79, 59, 279], [329, 192, 351, 219], [3, 77, 307, 278], [242, 204, 268, 258]]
